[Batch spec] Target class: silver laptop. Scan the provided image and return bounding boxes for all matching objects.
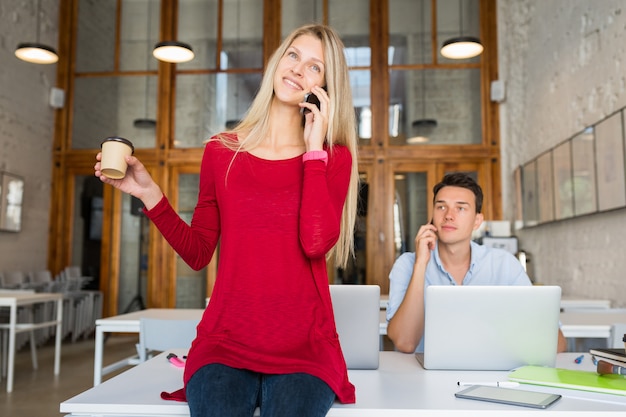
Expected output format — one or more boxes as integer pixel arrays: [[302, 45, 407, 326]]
[[330, 284, 380, 369], [417, 285, 561, 370]]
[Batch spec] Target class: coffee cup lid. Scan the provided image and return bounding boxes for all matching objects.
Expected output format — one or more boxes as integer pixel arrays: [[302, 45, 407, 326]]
[[101, 136, 135, 154]]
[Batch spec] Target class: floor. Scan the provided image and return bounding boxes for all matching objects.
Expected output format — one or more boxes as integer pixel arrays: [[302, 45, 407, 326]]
[[0, 334, 138, 417]]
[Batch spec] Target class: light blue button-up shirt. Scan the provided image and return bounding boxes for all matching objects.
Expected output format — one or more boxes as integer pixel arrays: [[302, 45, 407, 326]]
[[387, 240, 531, 352]]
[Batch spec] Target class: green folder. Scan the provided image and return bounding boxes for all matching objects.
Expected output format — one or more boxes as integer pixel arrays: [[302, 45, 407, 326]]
[[509, 366, 626, 396]]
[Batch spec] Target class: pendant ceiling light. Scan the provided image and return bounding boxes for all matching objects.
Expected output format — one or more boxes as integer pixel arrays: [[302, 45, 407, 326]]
[[407, 0, 437, 145], [440, 0, 483, 60], [15, 0, 58, 64], [153, 41, 194, 63]]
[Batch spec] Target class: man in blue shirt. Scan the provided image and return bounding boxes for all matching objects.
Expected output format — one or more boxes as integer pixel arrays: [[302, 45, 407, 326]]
[[386, 172, 567, 353]]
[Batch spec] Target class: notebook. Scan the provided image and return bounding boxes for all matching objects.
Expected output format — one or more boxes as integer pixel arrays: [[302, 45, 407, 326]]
[[416, 285, 561, 371], [329, 284, 380, 370], [509, 366, 626, 396]]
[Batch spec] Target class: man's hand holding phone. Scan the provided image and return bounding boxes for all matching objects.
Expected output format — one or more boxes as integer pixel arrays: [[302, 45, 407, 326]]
[[414, 220, 438, 267]]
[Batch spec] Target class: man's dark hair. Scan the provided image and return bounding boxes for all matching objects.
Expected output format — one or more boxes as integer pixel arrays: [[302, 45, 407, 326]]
[[432, 172, 483, 213]]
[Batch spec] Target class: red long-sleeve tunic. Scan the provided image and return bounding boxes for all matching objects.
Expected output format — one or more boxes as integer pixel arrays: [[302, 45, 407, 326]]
[[146, 135, 355, 404]]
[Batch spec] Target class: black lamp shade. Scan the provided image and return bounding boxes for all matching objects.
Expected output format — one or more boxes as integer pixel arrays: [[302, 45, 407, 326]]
[[440, 36, 483, 60], [152, 41, 195, 63]]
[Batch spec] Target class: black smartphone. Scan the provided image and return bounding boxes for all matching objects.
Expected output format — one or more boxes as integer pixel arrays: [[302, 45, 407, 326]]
[[301, 87, 327, 115], [302, 92, 320, 114], [455, 385, 561, 409]]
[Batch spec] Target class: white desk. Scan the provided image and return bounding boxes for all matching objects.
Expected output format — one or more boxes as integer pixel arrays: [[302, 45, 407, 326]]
[[63, 351, 626, 416], [379, 307, 626, 340], [560, 298, 611, 311], [560, 309, 626, 339], [93, 308, 204, 386], [0, 291, 63, 393]]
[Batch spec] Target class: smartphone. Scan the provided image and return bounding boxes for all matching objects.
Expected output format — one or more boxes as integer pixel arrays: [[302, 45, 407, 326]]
[[302, 92, 320, 114], [455, 385, 561, 409], [301, 86, 327, 115]]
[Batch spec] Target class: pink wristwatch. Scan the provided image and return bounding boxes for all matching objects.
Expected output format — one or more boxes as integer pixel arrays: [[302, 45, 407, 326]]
[[302, 150, 328, 165]]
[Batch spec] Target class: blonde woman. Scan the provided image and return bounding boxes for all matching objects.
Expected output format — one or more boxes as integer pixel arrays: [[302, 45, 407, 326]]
[[95, 24, 358, 416]]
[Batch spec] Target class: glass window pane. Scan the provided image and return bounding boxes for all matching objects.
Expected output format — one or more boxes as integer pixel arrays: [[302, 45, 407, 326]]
[[393, 171, 428, 258], [329, 0, 369, 46], [76, 0, 117, 72], [174, 72, 262, 148], [119, 0, 160, 72], [177, 0, 219, 70], [282, 0, 324, 36], [351, 69, 372, 143], [437, 0, 481, 64], [389, 0, 432, 66], [177, 174, 206, 308], [337, 173, 369, 285], [72, 176, 103, 289], [181, 0, 266, 72], [221, 0, 263, 70], [390, 69, 482, 145], [72, 76, 157, 149], [118, 193, 145, 313]]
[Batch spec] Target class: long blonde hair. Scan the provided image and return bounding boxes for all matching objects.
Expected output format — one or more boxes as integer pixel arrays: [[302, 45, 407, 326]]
[[215, 24, 358, 269]]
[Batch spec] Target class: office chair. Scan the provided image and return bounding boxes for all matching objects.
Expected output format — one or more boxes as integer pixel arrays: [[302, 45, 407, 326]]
[[137, 317, 200, 362]]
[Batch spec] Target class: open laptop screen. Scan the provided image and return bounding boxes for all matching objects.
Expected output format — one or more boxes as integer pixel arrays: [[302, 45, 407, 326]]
[[419, 285, 561, 370]]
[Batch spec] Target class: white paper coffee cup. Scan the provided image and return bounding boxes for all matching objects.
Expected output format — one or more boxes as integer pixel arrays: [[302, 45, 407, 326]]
[[100, 137, 134, 179]]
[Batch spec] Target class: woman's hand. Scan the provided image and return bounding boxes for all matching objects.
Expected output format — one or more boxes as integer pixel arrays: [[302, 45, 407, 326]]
[[94, 152, 163, 210], [301, 85, 329, 151]]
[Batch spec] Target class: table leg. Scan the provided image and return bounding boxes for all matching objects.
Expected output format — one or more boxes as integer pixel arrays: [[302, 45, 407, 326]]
[[93, 326, 104, 386], [54, 298, 63, 375], [7, 305, 16, 393]]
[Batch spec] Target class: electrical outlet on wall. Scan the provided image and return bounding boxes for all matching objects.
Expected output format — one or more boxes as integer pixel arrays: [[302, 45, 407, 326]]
[[490, 80, 506, 103], [49, 87, 65, 109]]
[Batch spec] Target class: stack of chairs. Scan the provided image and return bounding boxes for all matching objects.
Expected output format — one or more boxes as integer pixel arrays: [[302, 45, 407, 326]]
[[0, 267, 103, 347], [56, 266, 103, 342]]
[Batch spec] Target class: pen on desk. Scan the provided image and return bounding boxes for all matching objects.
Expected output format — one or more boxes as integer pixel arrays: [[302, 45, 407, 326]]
[[457, 381, 520, 388], [574, 354, 584, 364]]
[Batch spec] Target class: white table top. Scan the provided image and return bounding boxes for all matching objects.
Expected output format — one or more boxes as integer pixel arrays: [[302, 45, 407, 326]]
[[95, 308, 204, 329], [560, 298, 611, 310], [560, 309, 626, 339], [63, 351, 626, 416], [0, 291, 62, 305]]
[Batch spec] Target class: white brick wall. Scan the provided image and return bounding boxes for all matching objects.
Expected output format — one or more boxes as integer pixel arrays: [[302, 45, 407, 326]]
[[0, 0, 58, 272], [498, 0, 626, 306]]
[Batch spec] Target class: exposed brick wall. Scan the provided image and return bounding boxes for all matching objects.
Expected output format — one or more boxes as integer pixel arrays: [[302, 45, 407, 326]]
[[498, 0, 626, 306], [0, 0, 58, 272]]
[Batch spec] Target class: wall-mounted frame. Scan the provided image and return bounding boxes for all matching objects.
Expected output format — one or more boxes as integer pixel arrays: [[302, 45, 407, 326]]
[[0, 172, 25, 232], [521, 160, 538, 227], [594, 110, 626, 211], [552, 140, 574, 220], [571, 127, 597, 217], [518, 103, 626, 228], [536, 151, 555, 223]]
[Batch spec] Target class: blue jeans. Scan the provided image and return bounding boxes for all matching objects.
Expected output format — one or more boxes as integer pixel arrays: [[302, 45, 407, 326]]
[[186, 363, 336, 417]]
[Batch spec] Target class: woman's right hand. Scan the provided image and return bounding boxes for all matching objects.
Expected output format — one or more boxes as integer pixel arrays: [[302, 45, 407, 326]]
[[94, 152, 164, 210]]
